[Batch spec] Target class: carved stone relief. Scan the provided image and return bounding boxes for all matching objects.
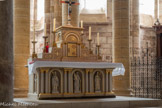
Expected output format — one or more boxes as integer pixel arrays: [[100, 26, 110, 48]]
[[73, 71, 82, 93], [51, 71, 60, 93], [94, 72, 102, 92]]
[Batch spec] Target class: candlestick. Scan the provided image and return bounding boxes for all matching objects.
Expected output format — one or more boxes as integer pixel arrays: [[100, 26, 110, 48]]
[[44, 23, 46, 36], [97, 32, 100, 45], [52, 31, 57, 47], [89, 26, 91, 40], [53, 18, 56, 31], [96, 45, 101, 59], [32, 41, 37, 58], [32, 0, 37, 59], [88, 39, 93, 54], [81, 20, 83, 28]]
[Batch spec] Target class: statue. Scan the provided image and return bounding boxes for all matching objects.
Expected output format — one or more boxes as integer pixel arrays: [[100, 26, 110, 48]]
[[95, 72, 101, 92], [52, 72, 59, 93], [74, 72, 81, 93], [34, 74, 37, 93]]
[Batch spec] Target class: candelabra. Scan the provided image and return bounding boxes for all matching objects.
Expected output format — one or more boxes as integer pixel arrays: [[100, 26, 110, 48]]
[[88, 39, 93, 54], [52, 31, 57, 47], [43, 36, 48, 53], [96, 45, 102, 59], [32, 41, 37, 58]]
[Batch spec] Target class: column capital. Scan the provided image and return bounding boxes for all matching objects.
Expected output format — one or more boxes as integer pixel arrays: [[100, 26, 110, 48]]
[[86, 69, 93, 73], [106, 69, 114, 74]]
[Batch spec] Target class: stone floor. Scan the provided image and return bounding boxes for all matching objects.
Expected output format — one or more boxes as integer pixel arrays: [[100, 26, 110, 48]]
[[13, 96, 162, 108]]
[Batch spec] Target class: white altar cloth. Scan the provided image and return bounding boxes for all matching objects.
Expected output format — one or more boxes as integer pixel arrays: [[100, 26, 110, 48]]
[[28, 61, 125, 76]]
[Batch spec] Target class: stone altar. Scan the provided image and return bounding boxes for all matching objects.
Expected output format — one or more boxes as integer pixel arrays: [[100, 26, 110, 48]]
[[27, 25, 125, 99]]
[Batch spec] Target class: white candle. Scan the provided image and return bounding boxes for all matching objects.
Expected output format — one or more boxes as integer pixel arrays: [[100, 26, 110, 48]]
[[81, 20, 83, 28], [53, 18, 56, 31], [44, 23, 46, 36], [89, 26, 91, 40], [97, 32, 100, 45]]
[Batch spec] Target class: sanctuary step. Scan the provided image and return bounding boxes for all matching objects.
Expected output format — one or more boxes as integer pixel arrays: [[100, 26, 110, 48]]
[[13, 96, 162, 108]]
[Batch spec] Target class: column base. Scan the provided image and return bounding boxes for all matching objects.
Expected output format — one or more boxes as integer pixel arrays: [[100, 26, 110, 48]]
[[113, 89, 133, 96], [14, 88, 28, 98]]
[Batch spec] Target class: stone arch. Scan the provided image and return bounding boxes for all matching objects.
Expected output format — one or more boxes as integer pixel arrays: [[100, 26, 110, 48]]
[[48, 69, 63, 93], [65, 33, 80, 43], [92, 69, 105, 93], [71, 69, 85, 93]]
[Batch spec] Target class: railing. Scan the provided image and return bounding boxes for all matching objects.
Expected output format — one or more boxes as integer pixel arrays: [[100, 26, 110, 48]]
[[131, 46, 162, 99]]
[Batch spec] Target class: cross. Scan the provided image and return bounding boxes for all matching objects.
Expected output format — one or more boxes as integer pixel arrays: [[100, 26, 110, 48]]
[[61, 0, 80, 25]]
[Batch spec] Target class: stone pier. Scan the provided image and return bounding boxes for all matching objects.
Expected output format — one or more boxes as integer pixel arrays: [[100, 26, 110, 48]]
[[14, 0, 30, 97], [130, 0, 140, 56], [113, 0, 132, 96], [0, 0, 13, 105]]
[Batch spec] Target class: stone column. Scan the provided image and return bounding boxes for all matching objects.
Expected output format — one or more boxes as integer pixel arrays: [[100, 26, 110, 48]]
[[107, 0, 112, 22], [62, 0, 79, 27], [50, 0, 62, 46], [159, 0, 162, 22], [14, 0, 30, 97], [105, 71, 109, 92], [64, 71, 67, 93], [45, 0, 51, 44], [53, 0, 62, 27], [85, 70, 89, 93], [155, 0, 158, 20], [40, 72, 45, 93], [113, 0, 132, 96], [0, 0, 13, 104], [130, 0, 140, 57]]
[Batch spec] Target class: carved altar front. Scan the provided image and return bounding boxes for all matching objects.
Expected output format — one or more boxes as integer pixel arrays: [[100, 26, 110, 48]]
[[28, 61, 125, 99]]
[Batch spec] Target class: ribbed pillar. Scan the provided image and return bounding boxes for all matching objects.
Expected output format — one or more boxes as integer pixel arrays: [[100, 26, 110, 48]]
[[0, 0, 13, 103], [62, 0, 79, 27], [130, 0, 140, 56], [113, 0, 132, 96], [14, 0, 30, 97]]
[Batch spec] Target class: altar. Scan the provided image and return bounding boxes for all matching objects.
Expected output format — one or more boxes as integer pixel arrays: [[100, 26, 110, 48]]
[[28, 60, 124, 99], [28, 0, 125, 100]]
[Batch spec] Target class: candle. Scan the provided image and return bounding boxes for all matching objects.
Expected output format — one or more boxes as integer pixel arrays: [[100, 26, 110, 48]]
[[44, 23, 46, 36], [97, 32, 100, 45], [81, 20, 83, 28], [89, 26, 91, 40], [53, 18, 56, 31]]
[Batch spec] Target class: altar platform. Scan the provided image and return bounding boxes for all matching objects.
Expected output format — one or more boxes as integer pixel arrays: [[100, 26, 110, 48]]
[[14, 96, 162, 108]]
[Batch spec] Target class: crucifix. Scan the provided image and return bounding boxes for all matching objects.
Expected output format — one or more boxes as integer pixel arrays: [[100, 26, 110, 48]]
[[61, 0, 80, 25]]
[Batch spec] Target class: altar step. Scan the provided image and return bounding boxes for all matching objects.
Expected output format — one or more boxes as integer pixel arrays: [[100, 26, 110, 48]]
[[14, 88, 28, 98], [13, 96, 162, 108]]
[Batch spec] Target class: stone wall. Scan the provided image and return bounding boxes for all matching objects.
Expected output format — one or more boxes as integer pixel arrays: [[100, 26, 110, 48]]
[[139, 26, 156, 57], [83, 22, 112, 62]]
